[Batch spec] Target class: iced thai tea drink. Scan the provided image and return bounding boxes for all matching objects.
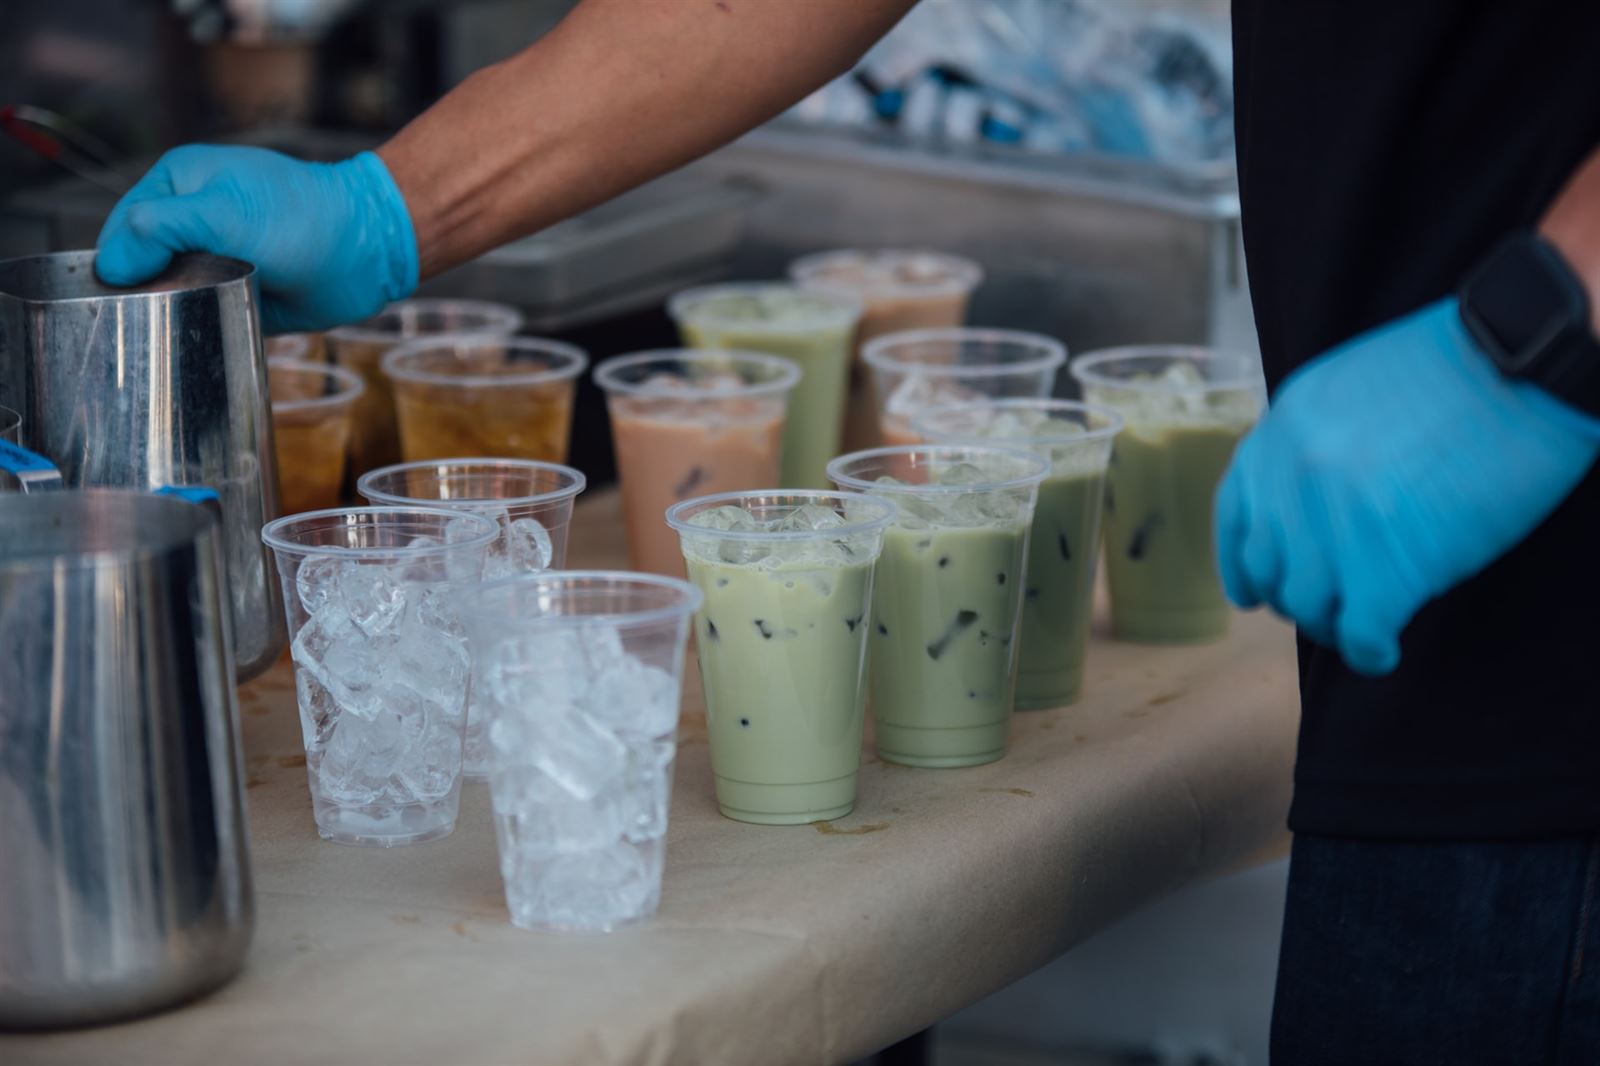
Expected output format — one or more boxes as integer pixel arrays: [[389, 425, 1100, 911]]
[[267, 359, 364, 515], [597, 350, 801, 577], [383, 336, 587, 463]]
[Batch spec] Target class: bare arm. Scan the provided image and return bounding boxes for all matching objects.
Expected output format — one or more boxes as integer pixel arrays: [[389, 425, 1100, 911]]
[[380, 0, 917, 279]]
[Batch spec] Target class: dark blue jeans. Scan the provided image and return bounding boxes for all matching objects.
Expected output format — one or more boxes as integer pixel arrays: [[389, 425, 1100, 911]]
[[1272, 834, 1600, 1065]]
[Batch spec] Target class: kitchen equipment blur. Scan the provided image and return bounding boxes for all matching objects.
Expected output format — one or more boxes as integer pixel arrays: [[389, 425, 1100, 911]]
[[0, 249, 287, 681], [0, 490, 254, 1030]]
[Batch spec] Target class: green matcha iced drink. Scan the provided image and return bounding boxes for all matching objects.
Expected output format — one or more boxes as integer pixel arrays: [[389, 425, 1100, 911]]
[[913, 400, 1123, 709], [667, 491, 894, 824], [1071, 347, 1264, 643], [669, 284, 862, 489], [828, 446, 1048, 768]]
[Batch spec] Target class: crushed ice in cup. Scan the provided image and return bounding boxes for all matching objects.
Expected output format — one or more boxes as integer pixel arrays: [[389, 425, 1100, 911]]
[[884, 373, 983, 419], [480, 623, 681, 931], [775, 503, 846, 533]]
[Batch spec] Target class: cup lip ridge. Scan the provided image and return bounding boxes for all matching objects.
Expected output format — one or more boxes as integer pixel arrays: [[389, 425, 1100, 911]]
[[0, 488, 221, 571], [465, 568, 704, 629], [0, 250, 255, 305], [1068, 344, 1263, 394], [357, 458, 587, 510], [593, 349, 803, 400], [267, 357, 366, 414], [380, 334, 588, 389], [325, 297, 525, 345], [825, 444, 1050, 496], [861, 327, 1067, 380], [910, 398, 1126, 447], [665, 280, 864, 331], [664, 488, 897, 541], [788, 247, 985, 297], [261, 505, 499, 558]]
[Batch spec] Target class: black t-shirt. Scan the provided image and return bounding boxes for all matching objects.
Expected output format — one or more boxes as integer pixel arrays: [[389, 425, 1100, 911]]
[[1232, 1, 1600, 839]]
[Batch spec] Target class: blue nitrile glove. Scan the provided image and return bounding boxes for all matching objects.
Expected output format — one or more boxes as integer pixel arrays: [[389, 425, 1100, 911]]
[[1214, 297, 1600, 676], [95, 146, 418, 335]]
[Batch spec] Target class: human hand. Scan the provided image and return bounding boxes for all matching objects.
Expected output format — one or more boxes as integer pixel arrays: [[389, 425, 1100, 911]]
[[1214, 297, 1600, 675], [95, 145, 417, 334]]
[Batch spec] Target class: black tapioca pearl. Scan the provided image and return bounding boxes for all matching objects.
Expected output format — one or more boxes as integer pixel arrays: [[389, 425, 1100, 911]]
[[938, 556, 950, 568], [1025, 586, 1041, 601], [1128, 513, 1165, 561], [739, 717, 751, 728], [754, 619, 773, 640], [673, 465, 707, 499], [706, 619, 720, 641], [784, 580, 796, 590], [927, 609, 980, 661], [877, 622, 889, 636], [1057, 533, 1072, 561], [715, 577, 729, 588], [996, 571, 1007, 586], [967, 691, 977, 700], [845, 612, 864, 633]]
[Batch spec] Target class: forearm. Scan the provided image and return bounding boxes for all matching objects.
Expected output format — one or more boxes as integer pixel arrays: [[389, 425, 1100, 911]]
[[379, 0, 916, 278], [1539, 144, 1600, 334]]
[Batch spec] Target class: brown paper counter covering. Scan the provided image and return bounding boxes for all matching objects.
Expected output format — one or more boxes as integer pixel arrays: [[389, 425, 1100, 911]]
[[4, 490, 1298, 1066]]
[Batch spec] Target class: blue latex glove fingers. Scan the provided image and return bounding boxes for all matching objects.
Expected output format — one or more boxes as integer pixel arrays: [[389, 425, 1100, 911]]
[[1216, 296, 1600, 676], [95, 146, 418, 334]]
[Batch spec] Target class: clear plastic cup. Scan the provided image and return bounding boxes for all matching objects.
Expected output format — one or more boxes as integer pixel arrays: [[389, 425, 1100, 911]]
[[265, 333, 321, 362], [267, 359, 364, 516], [827, 445, 1048, 768], [911, 400, 1124, 709], [462, 571, 701, 932], [863, 328, 1066, 450], [261, 506, 499, 846], [382, 335, 587, 464], [791, 248, 984, 454], [357, 458, 588, 778], [665, 491, 895, 824], [327, 299, 524, 479], [0, 405, 19, 444], [1070, 346, 1264, 644], [668, 282, 862, 489], [595, 350, 802, 578]]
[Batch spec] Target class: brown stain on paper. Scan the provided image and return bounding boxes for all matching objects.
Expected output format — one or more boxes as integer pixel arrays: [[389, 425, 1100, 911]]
[[814, 821, 888, 836], [979, 787, 1035, 798]]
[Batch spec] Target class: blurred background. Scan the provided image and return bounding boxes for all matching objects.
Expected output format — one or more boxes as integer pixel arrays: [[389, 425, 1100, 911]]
[[0, 2, 1283, 1062]]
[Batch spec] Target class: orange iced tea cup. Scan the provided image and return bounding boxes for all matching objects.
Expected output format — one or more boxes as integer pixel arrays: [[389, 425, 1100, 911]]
[[595, 349, 802, 577], [266, 359, 364, 515], [382, 336, 587, 464], [326, 300, 523, 479]]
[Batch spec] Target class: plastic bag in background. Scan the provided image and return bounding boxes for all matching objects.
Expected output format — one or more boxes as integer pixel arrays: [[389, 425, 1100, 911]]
[[787, 0, 1234, 167]]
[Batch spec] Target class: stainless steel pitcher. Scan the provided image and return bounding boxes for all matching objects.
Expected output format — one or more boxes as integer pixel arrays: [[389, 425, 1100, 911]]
[[0, 250, 286, 680], [0, 490, 255, 1029]]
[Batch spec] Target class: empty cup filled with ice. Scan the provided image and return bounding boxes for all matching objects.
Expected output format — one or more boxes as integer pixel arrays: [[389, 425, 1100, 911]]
[[828, 446, 1048, 768], [595, 349, 802, 578], [863, 328, 1066, 450], [357, 458, 587, 778], [261, 506, 499, 846], [1070, 346, 1264, 643], [463, 571, 702, 933], [912, 400, 1124, 710], [666, 491, 896, 825]]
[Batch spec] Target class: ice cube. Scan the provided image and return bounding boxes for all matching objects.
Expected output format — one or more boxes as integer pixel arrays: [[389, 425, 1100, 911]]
[[585, 657, 678, 736], [622, 737, 675, 843], [395, 720, 463, 801], [936, 461, 988, 487], [291, 607, 393, 721], [503, 517, 553, 572], [317, 692, 426, 804], [295, 555, 341, 615], [338, 564, 407, 637], [292, 669, 340, 753], [491, 765, 626, 855], [718, 538, 771, 566], [885, 374, 981, 418], [528, 703, 628, 801], [688, 504, 763, 532], [776, 503, 846, 533]]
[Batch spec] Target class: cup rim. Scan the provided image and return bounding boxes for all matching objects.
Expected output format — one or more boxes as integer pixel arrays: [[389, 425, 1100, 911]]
[[267, 357, 366, 414], [381, 334, 589, 389], [465, 569, 704, 630], [264, 333, 315, 361], [788, 248, 985, 298], [1069, 345, 1263, 394], [910, 398, 1126, 447], [261, 505, 499, 558], [357, 458, 587, 509], [861, 327, 1067, 380], [594, 349, 803, 400], [325, 298, 525, 345], [664, 489, 897, 541], [666, 281, 863, 332], [826, 444, 1050, 496]]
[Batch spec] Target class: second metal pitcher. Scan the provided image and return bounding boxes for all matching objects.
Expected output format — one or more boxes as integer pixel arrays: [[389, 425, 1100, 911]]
[[0, 250, 286, 679]]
